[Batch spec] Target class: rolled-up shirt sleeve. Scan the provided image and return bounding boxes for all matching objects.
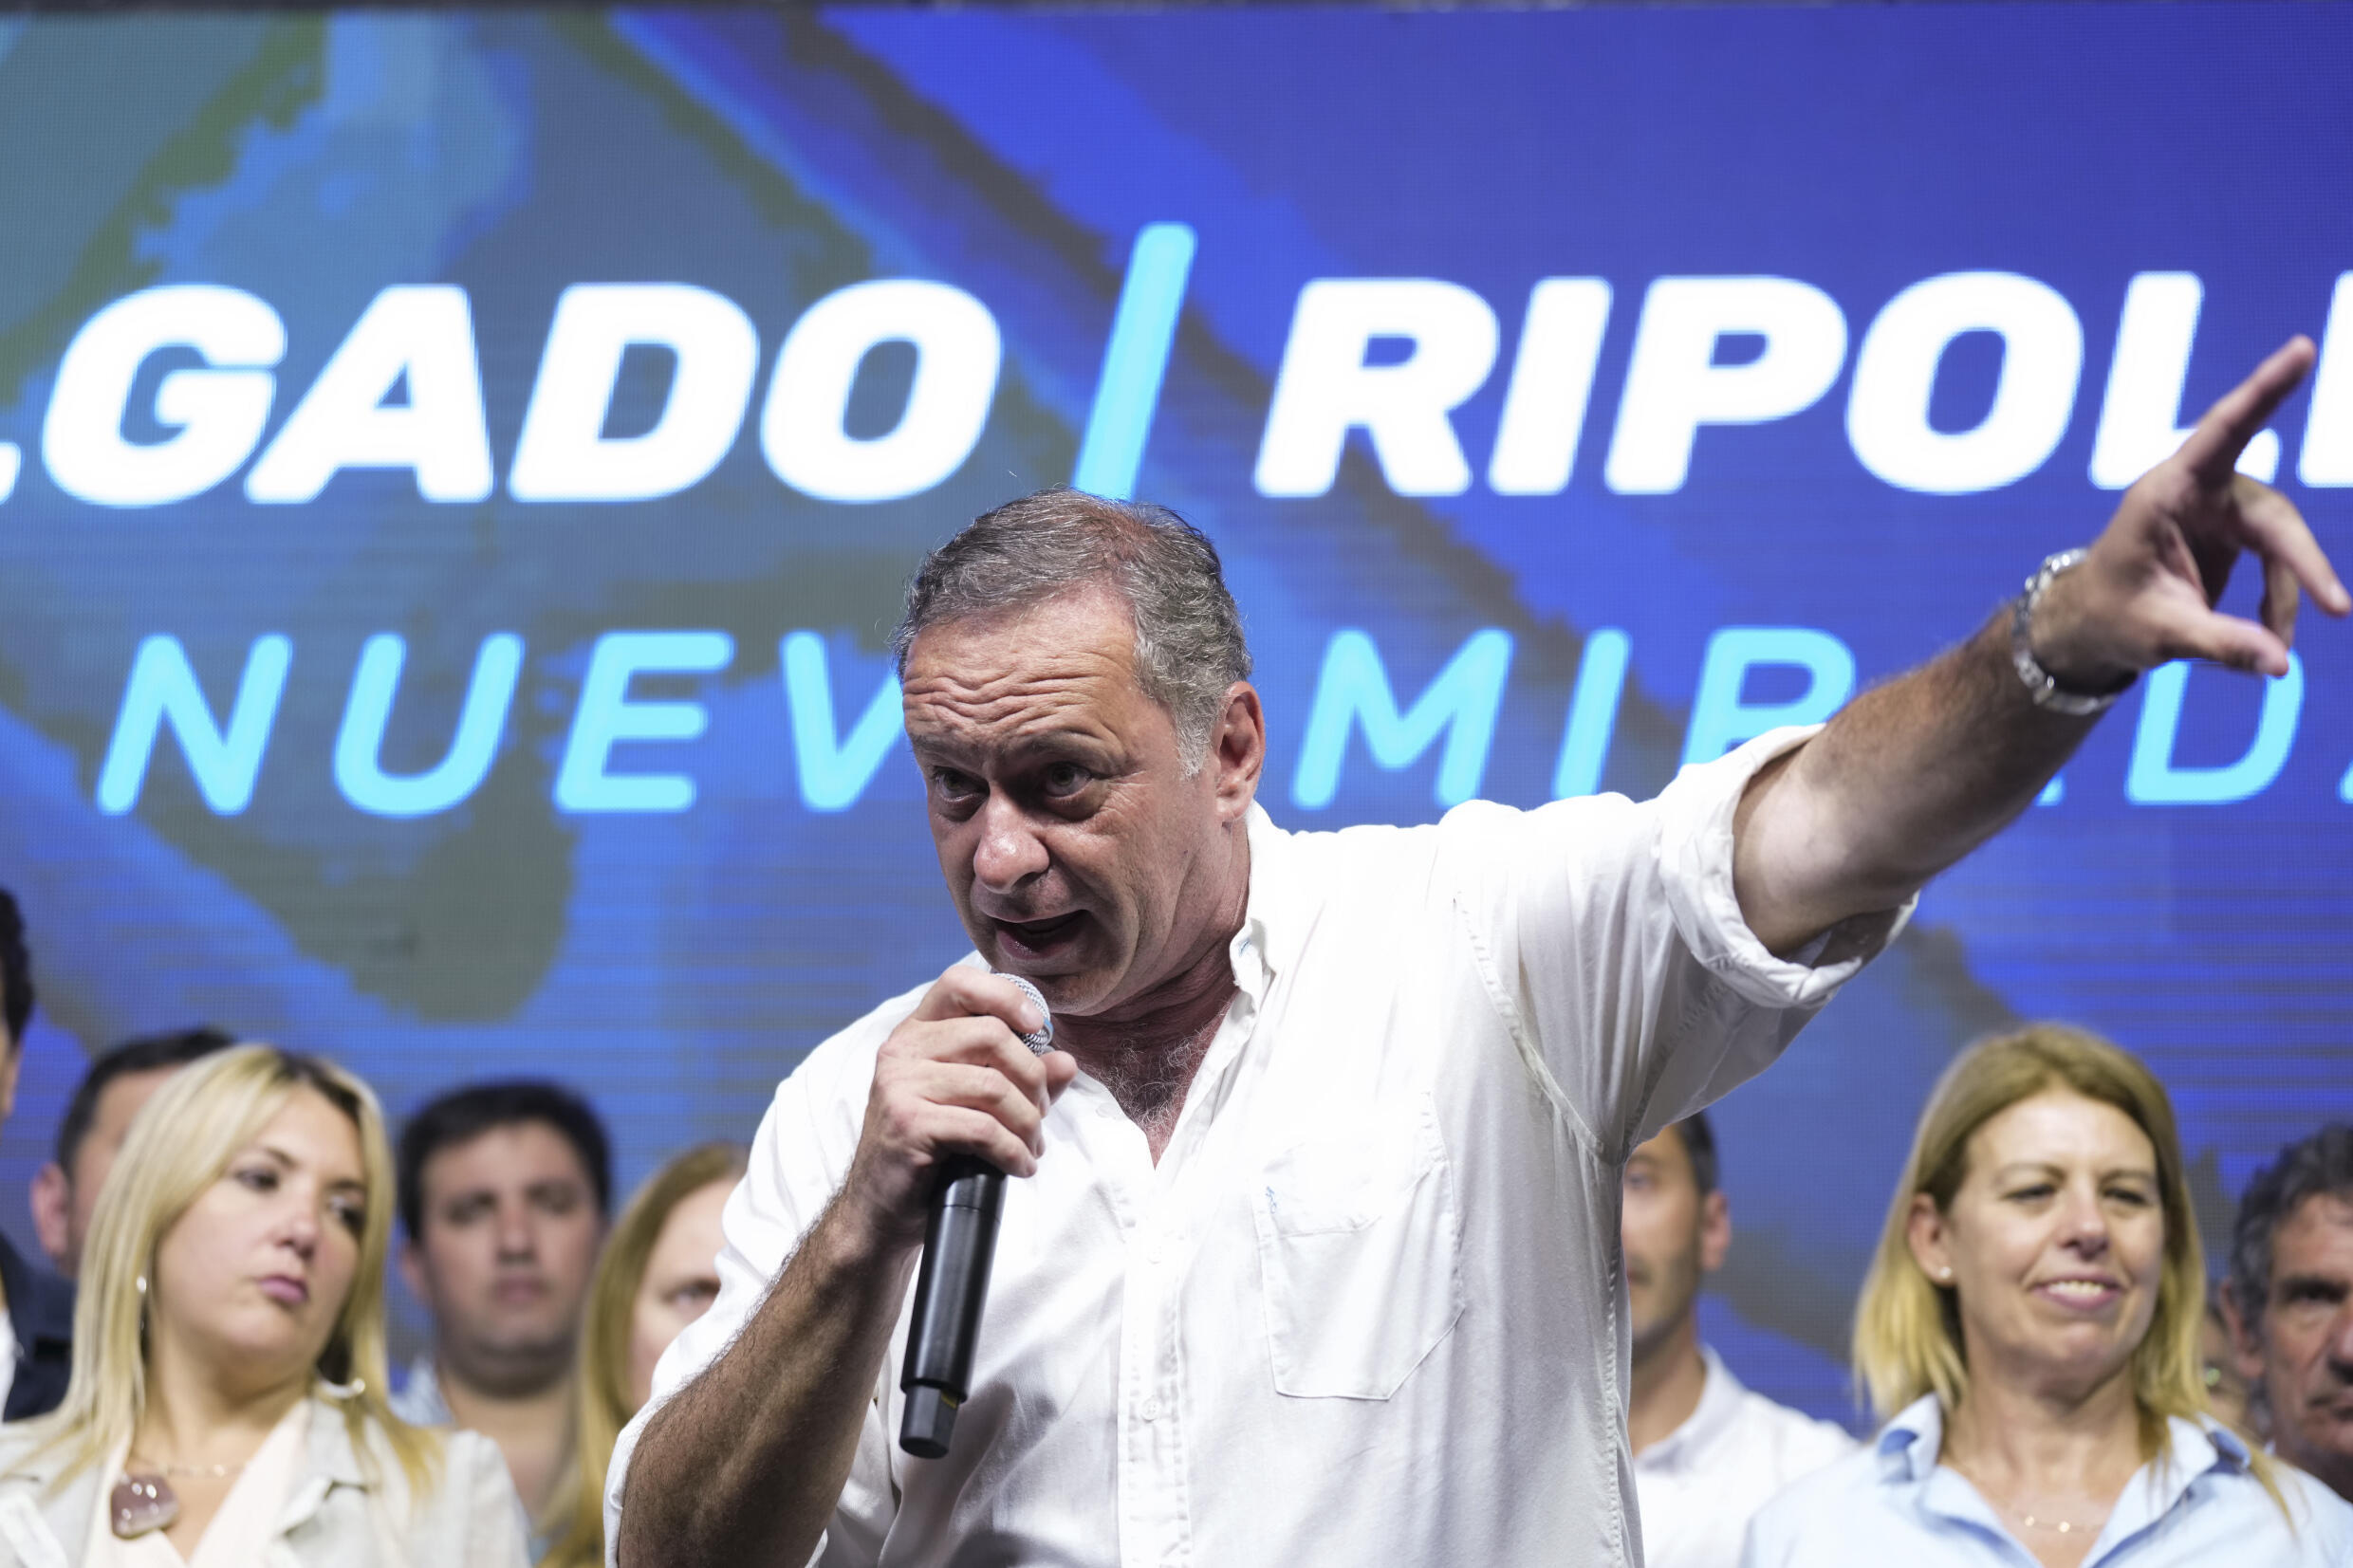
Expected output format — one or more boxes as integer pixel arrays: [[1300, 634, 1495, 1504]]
[[604, 997, 917, 1567], [1443, 724, 1911, 1160]]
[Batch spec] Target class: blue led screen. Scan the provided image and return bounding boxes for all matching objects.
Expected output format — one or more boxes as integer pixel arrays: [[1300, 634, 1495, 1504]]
[[0, 4, 2346, 1409]]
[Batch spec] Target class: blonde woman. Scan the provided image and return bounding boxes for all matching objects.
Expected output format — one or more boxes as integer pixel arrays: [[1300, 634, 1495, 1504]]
[[1744, 1025, 2353, 1568], [0, 1044, 528, 1566], [545, 1141, 746, 1568]]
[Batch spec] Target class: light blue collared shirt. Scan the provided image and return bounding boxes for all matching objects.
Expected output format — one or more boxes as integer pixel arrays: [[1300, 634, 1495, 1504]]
[[389, 1350, 454, 1428], [1741, 1393, 2353, 1568]]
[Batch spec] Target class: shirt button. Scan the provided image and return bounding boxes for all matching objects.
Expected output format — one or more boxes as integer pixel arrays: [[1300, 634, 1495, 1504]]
[[1145, 1241, 1163, 1264], [1140, 1397, 1162, 1422]]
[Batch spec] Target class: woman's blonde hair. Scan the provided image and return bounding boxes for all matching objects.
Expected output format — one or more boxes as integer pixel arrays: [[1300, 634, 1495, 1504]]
[[23, 1043, 437, 1494], [1853, 1024, 2264, 1480], [545, 1141, 747, 1568]]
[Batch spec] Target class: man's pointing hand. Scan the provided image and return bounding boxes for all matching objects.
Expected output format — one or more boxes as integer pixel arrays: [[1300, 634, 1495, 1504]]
[[2032, 336, 2349, 687]]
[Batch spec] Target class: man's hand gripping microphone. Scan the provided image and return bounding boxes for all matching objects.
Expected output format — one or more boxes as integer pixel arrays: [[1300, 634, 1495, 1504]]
[[899, 973, 1054, 1457]]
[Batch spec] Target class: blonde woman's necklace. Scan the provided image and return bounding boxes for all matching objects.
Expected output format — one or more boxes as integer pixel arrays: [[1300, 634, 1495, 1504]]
[[1998, 1497, 2112, 1539], [110, 1456, 247, 1539]]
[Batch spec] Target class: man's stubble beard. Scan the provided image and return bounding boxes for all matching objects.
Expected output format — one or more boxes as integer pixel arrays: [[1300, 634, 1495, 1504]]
[[1627, 1246, 1703, 1371], [442, 1321, 579, 1399]]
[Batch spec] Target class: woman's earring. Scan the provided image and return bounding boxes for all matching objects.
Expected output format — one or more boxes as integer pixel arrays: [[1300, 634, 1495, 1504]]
[[1938, 1266, 1954, 1282], [134, 1274, 147, 1295], [315, 1374, 366, 1401]]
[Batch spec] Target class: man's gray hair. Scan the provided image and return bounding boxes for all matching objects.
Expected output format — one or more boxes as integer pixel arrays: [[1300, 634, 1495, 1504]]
[[891, 488, 1252, 768], [2229, 1121, 2353, 1336]]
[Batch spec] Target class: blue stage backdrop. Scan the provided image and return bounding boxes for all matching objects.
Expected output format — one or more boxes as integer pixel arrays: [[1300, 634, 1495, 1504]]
[[0, 4, 2345, 1410]]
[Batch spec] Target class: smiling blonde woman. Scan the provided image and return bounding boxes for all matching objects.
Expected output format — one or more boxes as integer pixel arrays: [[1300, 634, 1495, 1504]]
[[0, 1044, 528, 1567], [1743, 1024, 2353, 1568]]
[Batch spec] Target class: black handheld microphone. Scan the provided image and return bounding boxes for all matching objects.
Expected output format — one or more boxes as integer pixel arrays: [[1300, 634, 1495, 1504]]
[[899, 973, 1054, 1458]]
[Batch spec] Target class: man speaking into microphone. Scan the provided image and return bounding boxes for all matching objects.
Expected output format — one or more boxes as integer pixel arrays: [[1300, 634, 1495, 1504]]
[[610, 344, 2344, 1568]]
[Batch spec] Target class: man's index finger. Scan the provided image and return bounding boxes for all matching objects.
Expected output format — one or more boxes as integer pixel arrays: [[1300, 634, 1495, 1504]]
[[2176, 336, 2316, 483]]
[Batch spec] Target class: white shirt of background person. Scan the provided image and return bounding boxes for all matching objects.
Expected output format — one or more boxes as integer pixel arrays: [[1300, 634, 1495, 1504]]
[[1623, 1116, 1852, 1568]]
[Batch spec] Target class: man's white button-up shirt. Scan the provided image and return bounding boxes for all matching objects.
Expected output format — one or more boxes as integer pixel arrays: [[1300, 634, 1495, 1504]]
[[1632, 1345, 1856, 1568], [607, 726, 1906, 1568]]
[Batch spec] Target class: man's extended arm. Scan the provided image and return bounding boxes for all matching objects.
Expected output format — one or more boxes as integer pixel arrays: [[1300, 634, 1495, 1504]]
[[614, 1189, 911, 1568], [614, 968, 1074, 1568], [1735, 338, 2348, 957]]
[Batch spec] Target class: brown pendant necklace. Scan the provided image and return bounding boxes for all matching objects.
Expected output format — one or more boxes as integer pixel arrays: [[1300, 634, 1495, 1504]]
[[110, 1457, 245, 1540]]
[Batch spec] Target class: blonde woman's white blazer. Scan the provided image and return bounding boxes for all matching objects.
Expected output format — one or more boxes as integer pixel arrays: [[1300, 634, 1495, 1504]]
[[0, 1397, 529, 1568]]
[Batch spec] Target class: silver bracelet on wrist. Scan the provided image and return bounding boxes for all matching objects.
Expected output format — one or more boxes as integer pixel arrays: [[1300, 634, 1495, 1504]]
[[2010, 548, 2136, 716]]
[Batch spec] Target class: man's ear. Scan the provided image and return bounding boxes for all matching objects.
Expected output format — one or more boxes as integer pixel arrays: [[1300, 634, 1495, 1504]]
[[1211, 683, 1266, 820], [1697, 1190, 1732, 1276], [0, 1038, 23, 1125], [2220, 1280, 2268, 1383], [398, 1236, 429, 1306], [29, 1163, 70, 1269]]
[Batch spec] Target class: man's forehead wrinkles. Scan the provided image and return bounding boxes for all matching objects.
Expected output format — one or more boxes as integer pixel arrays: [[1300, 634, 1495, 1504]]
[[910, 668, 1109, 707], [908, 682, 1104, 728], [905, 645, 1131, 701], [902, 665, 1134, 754], [2279, 1197, 2353, 1254], [909, 715, 1121, 770]]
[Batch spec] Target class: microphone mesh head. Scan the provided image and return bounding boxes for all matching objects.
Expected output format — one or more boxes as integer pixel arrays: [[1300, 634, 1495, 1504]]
[[1000, 973, 1055, 1054]]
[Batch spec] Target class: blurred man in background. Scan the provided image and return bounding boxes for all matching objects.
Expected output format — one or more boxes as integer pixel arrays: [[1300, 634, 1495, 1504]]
[[0, 888, 69, 1421], [1623, 1113, 1850, 1567], [396, 1080, 611, 1547], [28, 1024, 237, 1279], [2226, 1124, 2353, 1503]]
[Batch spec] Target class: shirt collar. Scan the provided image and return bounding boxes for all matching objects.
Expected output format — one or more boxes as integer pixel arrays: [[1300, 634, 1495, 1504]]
[[1876, 1395, 2251, 1543], [1232, 801, 1306, 1003], [1134, 802, 1295, 1139], [0, 1393, 352, 1540], [399, 1351, 451, 1423], [0, 1417, 67, 1487], [1875, 1395, 2251, 1474], [2180, 1414, 2250, 1475], [299, 1394, 372, 1488], [1640, 1345, 1748, 1471], [2116, 1413, 2249, 1532], [1876, 1393, 1949, 1485]]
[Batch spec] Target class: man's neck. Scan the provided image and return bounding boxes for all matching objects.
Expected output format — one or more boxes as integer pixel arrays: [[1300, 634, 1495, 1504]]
[[2278, 1428, 2353, 1504], [436, 1354, 575, 1519], [1058, 829, 1251, 1160], [1089, 1012, 1225, 1164], [435, 1349, 572, 1427], [1628, 1319, 1709, 1455]]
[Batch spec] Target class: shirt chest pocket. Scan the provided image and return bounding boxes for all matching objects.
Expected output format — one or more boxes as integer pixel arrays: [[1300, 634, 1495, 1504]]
[[1250, 1094, 1465, 1400]]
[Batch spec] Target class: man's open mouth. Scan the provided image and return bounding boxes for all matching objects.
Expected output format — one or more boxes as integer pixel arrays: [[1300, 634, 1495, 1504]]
[[994, 911, 1085, 950]]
